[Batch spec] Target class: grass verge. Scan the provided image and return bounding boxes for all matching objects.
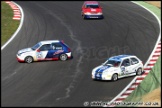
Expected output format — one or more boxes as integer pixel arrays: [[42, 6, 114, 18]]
[[137, 1, 161, 19], [115, 1, 161, 107], [1, 1, 20, 46]]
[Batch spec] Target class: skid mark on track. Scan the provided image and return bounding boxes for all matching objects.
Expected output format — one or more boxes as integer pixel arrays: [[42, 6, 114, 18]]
[[49, 11, 84, 101], [56, 56, 83, 100], [34, 91, 52, 105], [33, 3, 84, 101], [2, 71, 17, 81], [2, 65, 24, 81]]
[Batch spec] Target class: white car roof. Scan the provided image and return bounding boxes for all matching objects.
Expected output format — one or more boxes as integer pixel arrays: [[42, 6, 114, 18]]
[[108, 54, 138, 62], [39, 40, 60, 44]]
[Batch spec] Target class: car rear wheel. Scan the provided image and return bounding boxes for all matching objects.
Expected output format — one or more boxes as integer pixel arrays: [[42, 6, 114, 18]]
[[60, 54, 67, 61], [111, 74, 118, 81], [136, 68, 142, 75], [25, 56, 33, 63], [82, 15, 85, 19]]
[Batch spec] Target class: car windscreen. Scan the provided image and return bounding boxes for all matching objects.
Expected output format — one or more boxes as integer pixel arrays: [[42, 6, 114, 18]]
[[31, 42, 42, 50], [104, 60, 121, 67], [86, 4, 99, 8]]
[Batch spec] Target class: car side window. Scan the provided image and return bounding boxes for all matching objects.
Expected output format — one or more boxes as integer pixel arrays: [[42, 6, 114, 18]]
[[39, 44, 51, 51], [51, 43, 63, 50], [130, 57, 139, 65], [121, 59, 130, 67]]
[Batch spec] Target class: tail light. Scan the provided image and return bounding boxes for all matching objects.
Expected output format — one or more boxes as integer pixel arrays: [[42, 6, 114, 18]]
[[68, 48, 71, 52], [61, 40, 64, 43]]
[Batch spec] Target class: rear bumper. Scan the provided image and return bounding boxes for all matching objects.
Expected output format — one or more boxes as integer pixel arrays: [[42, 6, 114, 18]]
[[66, 52, 73, 59], [84, 15, 103, 19]]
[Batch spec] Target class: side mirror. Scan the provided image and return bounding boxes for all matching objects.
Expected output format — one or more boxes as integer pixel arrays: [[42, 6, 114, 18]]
[[36, 49, 40, 52]]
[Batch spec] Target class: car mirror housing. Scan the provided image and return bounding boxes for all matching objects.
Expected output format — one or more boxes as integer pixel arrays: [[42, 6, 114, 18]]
[[36, 49, 40, 52]]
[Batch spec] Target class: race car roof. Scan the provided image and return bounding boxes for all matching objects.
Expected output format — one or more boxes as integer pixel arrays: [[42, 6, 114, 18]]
[[40, 40, 60, 44], [108, 54, 134, 61], [84, 1, 99, 5]]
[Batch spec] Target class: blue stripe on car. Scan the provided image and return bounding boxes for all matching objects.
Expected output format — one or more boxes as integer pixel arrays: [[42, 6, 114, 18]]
[[95, 65, 111, 80]]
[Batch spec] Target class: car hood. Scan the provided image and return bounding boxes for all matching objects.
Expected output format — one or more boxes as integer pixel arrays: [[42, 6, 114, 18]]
[[18, 48, 33, 54], [94, 65, 117, 73]]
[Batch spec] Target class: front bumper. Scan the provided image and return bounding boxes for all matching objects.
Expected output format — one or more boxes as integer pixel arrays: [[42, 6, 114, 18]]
[[92, 73, 112, 80], [17, 56, 25, 62]]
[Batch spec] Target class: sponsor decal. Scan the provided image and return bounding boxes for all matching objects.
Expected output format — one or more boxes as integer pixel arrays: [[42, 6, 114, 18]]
[[53, 50, 64, 55], [36, 52, 43, 59]]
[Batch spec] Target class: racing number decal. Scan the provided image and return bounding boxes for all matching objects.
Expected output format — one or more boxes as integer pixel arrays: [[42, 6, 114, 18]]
[[36, 52, 43, 59], [121, 67, 126, 75]]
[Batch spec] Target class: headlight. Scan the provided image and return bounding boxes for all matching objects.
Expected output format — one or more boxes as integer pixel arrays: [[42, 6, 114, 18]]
[[17, 52, 24, 56], [17, 53, 22, 56], [92, 69, 95, 74]]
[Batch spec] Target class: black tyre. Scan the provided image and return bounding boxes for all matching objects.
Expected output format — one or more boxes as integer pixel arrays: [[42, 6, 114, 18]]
[[136, 68, 142, 75], [25, 56, 33, 63], [111, 74, 118, 81], [82, 15, 86, 19], [60, 54, 68, 61]]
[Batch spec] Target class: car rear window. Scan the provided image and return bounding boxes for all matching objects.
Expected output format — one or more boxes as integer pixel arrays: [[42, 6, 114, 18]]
[[130, 57, 139, 65], [51, 43, 63, 50], [86, 4, 99, 8]]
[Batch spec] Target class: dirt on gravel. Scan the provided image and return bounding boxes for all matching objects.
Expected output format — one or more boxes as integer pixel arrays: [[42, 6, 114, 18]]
[[145, 1, 161, 8], [139, 87, 161, 107]]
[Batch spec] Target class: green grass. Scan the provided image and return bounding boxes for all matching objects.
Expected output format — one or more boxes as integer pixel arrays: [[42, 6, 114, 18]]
[[116, 56, 161, 107], [115, 2, 161, 107], [1, 1, 20, 46], [136, 1, 161, 19]]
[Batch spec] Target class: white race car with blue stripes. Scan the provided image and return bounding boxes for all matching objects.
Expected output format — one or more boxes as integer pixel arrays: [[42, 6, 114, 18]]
[[92, 55, 144, 81]]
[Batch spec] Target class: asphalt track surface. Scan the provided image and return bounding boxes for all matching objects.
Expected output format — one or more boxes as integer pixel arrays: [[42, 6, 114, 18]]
[[1, 1, 160, 107]]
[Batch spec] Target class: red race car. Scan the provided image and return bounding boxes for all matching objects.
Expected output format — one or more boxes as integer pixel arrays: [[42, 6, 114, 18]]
[[81, 1, 103, 19]]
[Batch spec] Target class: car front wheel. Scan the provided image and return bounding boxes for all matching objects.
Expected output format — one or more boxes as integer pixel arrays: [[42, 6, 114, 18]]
[[60, 54, 67, 61], [25, 56, 33, 63], [111, 74, 118, 81]]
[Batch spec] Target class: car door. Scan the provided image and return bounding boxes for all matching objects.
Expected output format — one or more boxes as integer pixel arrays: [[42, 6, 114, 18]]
[[36, 44, 51, 60], [47, 43, 64, 58], [130, 57, 140, 73], [121, 59, 132, 75]]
